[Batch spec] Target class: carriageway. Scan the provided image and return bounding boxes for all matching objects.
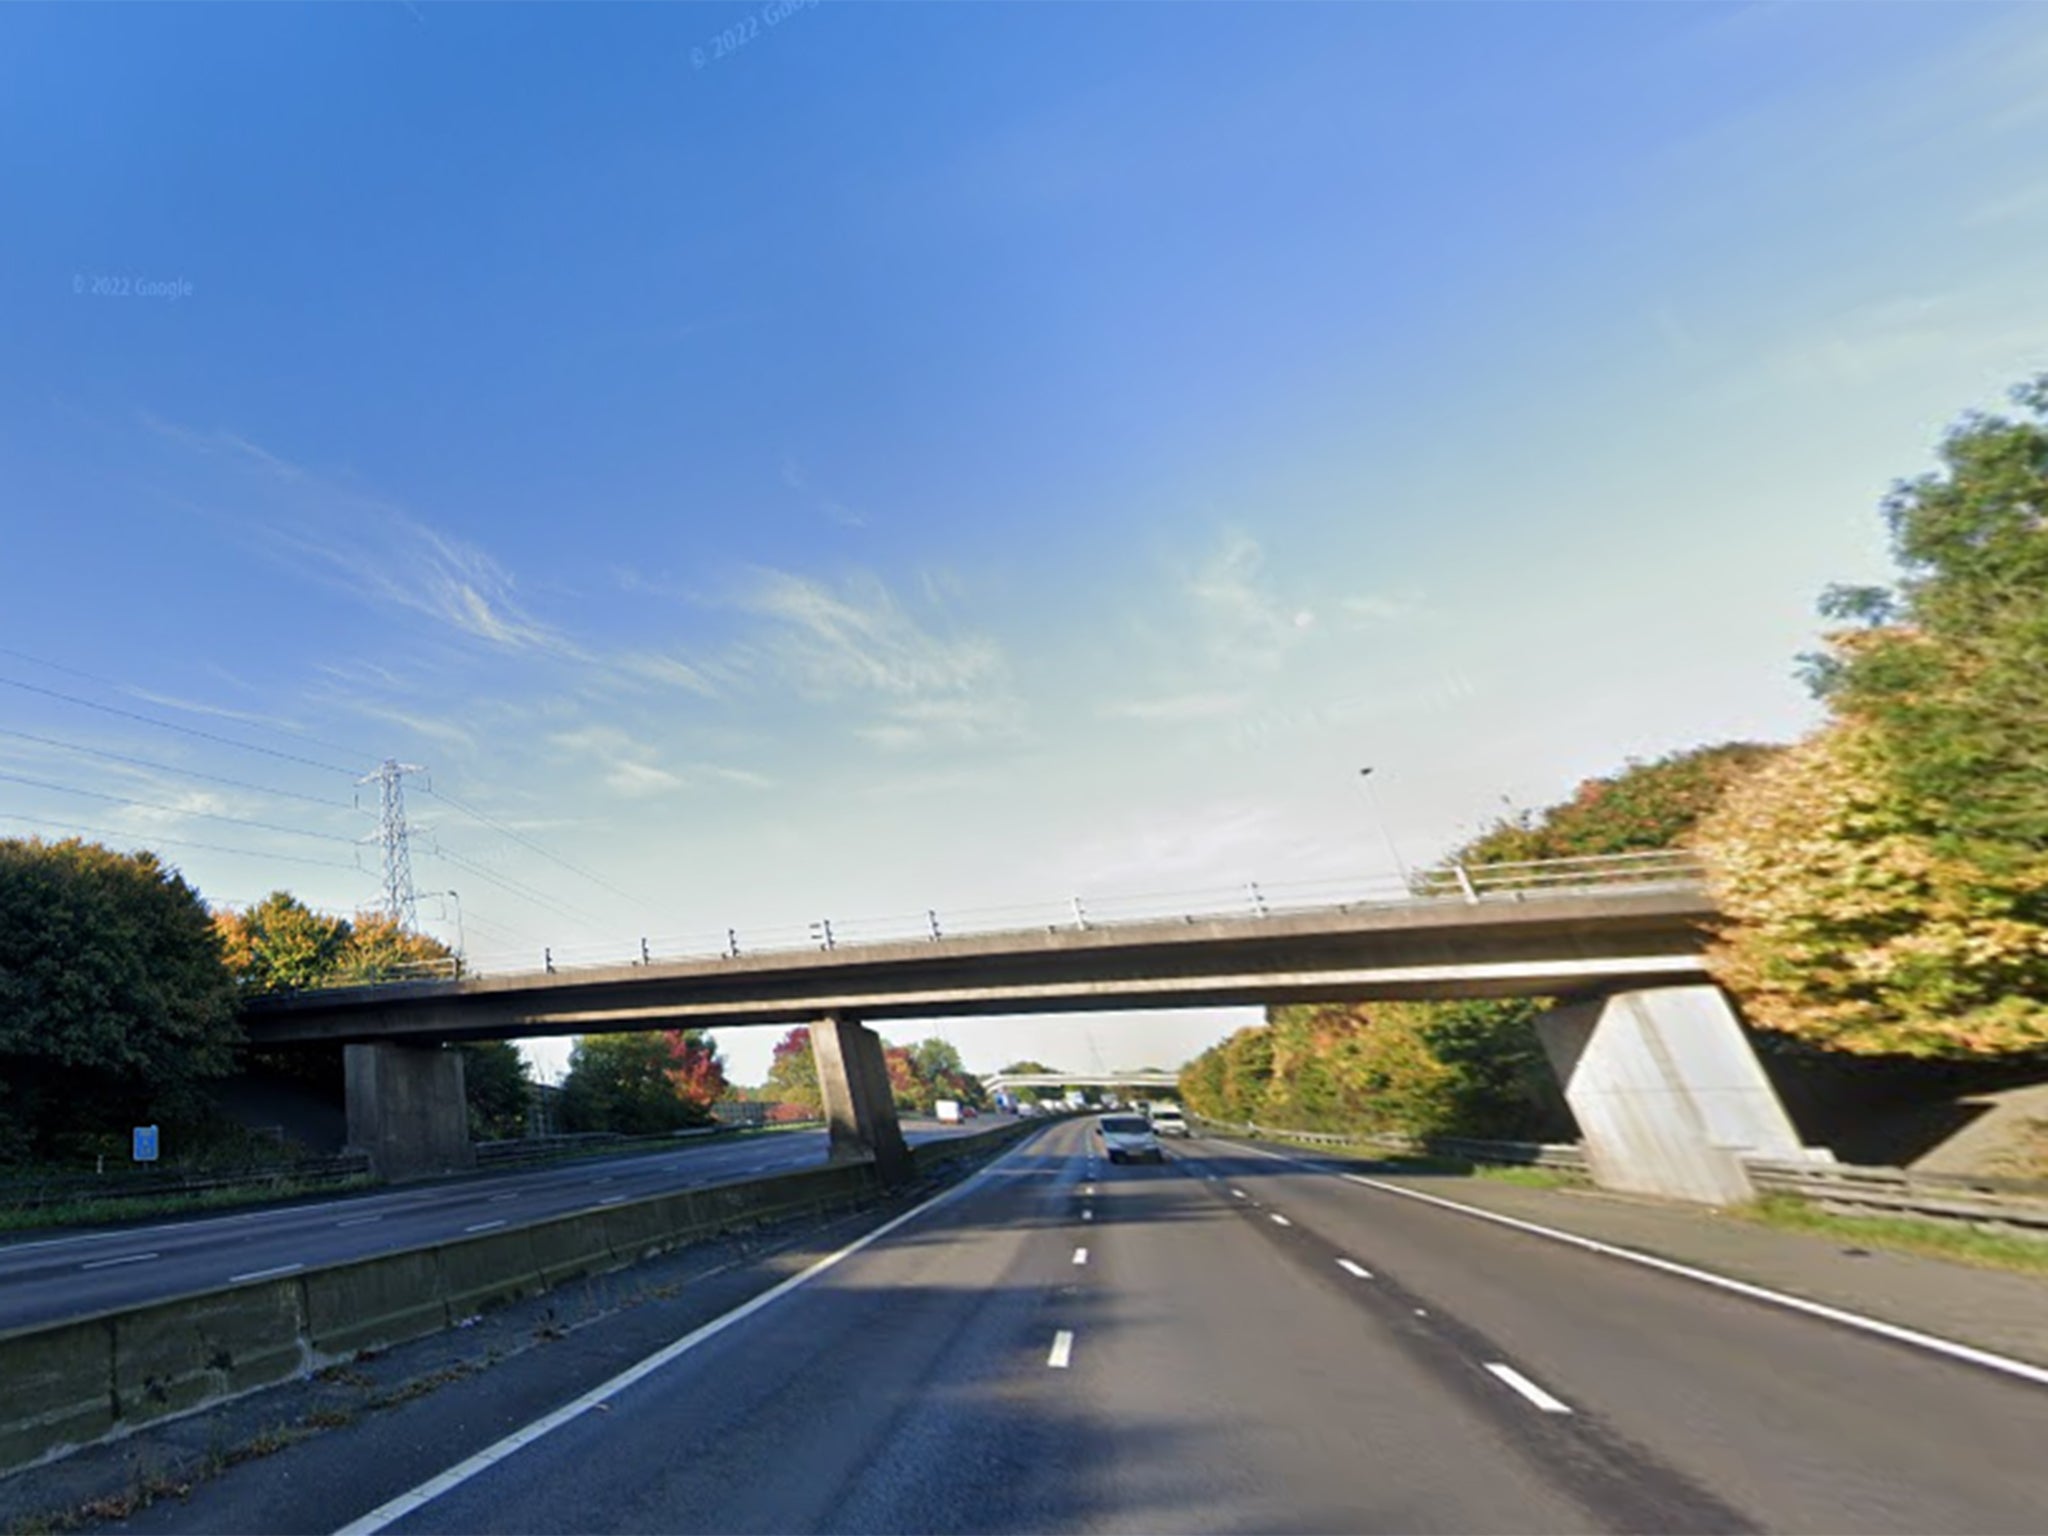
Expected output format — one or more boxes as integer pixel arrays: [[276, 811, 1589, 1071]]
[[243, 853, 1812, 1203]]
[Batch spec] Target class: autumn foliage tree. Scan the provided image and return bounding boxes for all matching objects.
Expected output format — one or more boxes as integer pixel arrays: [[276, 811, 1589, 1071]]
[[1700, 376, 2048, 1058]]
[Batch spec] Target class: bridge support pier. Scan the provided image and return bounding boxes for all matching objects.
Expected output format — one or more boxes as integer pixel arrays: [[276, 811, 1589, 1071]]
[[344, 1042, 476, 1183], [811, 1014, 912, 1187], [1536, 984, 1805, 1205]]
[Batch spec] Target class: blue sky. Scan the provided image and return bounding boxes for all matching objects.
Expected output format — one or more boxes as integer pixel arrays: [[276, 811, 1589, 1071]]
[[5, 1, 2048, 1085]]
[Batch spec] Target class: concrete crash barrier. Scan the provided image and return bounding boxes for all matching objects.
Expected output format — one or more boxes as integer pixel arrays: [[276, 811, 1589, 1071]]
[[0, 1314, 116, 1479], [0, 1143, 1015, 1476], [112, 1279, 310, 1421]]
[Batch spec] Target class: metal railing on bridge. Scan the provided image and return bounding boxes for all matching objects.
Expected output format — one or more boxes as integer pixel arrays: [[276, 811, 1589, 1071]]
[[299, 850, 1706, 990]]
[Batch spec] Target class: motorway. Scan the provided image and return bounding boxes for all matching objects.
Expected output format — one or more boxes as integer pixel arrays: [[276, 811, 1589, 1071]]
[[0, 1123, 975, 1333], [116, 1115, 2048, 1535]]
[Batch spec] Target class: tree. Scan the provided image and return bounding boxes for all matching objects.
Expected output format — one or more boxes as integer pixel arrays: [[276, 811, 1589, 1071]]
[[909, 1037, 987, 1108], [462, 1041, 532, 1140], [1804, 374, 2048, 858], [765, 1026, 822, 1111], [1697, 721, 2048, 1056], [559, 1033, 714, 1134], [338, 911, 458, 983], [0, 838, 241, 1161], [1452, 742, 1783, 868], [998, 1058, 1056, 1104], [214, 892, 351, 994], [662, 1029, 728, 1113]]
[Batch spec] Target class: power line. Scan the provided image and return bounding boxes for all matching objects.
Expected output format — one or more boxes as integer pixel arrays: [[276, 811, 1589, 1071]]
[[0, 812, 364, 871], [430, 844, 601, 927], [0, 674, 367, 776], [0, 726, 352, 809], [0, 768, 361, 845], [422, 786, 645, 909], [0, 646, 376, 763]]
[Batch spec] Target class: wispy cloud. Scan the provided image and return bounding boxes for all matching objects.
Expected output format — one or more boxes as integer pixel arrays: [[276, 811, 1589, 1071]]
[[737, 568, 1003, 699], [1098, 692, 1248, 724], [1187, 532, 1315, 670], [149, 415, 724, 702], [1966, 179, 2048, 228], [1757, 289, 2048, 391], [548, 725, 686, 799]]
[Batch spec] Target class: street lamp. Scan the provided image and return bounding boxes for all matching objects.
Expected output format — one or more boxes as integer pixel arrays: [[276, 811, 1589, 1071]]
[[1356, 768, 1411, 887], [426, 890, 465, 969]]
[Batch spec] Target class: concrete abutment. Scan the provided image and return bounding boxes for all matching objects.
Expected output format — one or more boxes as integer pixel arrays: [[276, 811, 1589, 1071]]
[[1537, 984, 1808, 1204]]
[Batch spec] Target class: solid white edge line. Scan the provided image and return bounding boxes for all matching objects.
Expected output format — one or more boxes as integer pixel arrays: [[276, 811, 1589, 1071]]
[[1226, 1139, 2048, 1392], [1048, 1329, 1075, 1368], [462, 1220, 506, 1234], [1073, 1247, 1088, 1265], [1337, 1258, 1373, 1280], [333, 1124, 1053, 1536], [229, 1262, 305, 1284], [1485, 1362, 1573, 1414]]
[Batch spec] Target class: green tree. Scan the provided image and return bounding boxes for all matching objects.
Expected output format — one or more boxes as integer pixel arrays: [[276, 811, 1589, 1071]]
[[765, 1026, 822, 1111], [997, 1059, 1056, 1104], [462, 1041, 533, 1141], [559, 1033, 711, 1135], [1453, 742, 1783, 868], [0, 838, 242, 1162], [1805, 374, 2048, 858]]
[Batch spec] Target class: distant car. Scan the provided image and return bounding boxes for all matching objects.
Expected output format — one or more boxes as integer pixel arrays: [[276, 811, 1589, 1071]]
[[1148, 1104, 1189, 1138], [1096, 1113, 1163, 1165]]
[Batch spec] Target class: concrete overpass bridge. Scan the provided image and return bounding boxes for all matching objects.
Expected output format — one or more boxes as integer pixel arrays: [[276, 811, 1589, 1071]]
[[243, 852, 1810, 1204]]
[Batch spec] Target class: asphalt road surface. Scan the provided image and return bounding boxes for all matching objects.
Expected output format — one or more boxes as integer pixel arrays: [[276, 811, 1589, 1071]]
[[264, 1117, 2048, 1535], [0, 1122, 978, 1332]]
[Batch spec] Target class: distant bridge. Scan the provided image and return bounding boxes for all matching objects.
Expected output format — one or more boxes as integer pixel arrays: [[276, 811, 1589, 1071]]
[[982, 1071, 1181, 1094]]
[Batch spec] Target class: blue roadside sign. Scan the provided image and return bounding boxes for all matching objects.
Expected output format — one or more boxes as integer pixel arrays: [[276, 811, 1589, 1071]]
[[133, 1125, 160, 1162]]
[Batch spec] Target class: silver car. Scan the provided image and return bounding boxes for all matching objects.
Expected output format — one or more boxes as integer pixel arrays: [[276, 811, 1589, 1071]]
[[1096, 1113, 1164, 1164]]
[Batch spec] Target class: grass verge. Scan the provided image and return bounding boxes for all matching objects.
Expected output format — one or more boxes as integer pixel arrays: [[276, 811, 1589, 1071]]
[[1471, 1165, 1585, 1190], [0, 1176, 375, 1236], [1733, 1194, 2048, 1277]]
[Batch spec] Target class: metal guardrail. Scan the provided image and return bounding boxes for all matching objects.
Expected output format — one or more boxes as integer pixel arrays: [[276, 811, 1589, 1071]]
[[1191, 1117, 1588, 1172], [1195, 1117, 2048, 1236], [1743, 1158, 2048, 1235], [297, 850, 1708, 989]]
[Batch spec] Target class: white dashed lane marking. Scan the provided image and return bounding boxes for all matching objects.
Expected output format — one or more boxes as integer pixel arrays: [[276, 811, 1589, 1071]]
[[464, 1220, 506, 1234], [1337, 1259, 1373, 1279], [1269, 1213, 1291, 1227], [1073, 1247, 1089, 1265], [1048, 1330, 1075, 1368], [1485, 1363, 1573, 1414], [81, 1252, 158, 1270]]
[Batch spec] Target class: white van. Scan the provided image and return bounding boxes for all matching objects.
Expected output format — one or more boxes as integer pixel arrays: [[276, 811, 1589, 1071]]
[[1148, 1104, 1189, 1138]]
